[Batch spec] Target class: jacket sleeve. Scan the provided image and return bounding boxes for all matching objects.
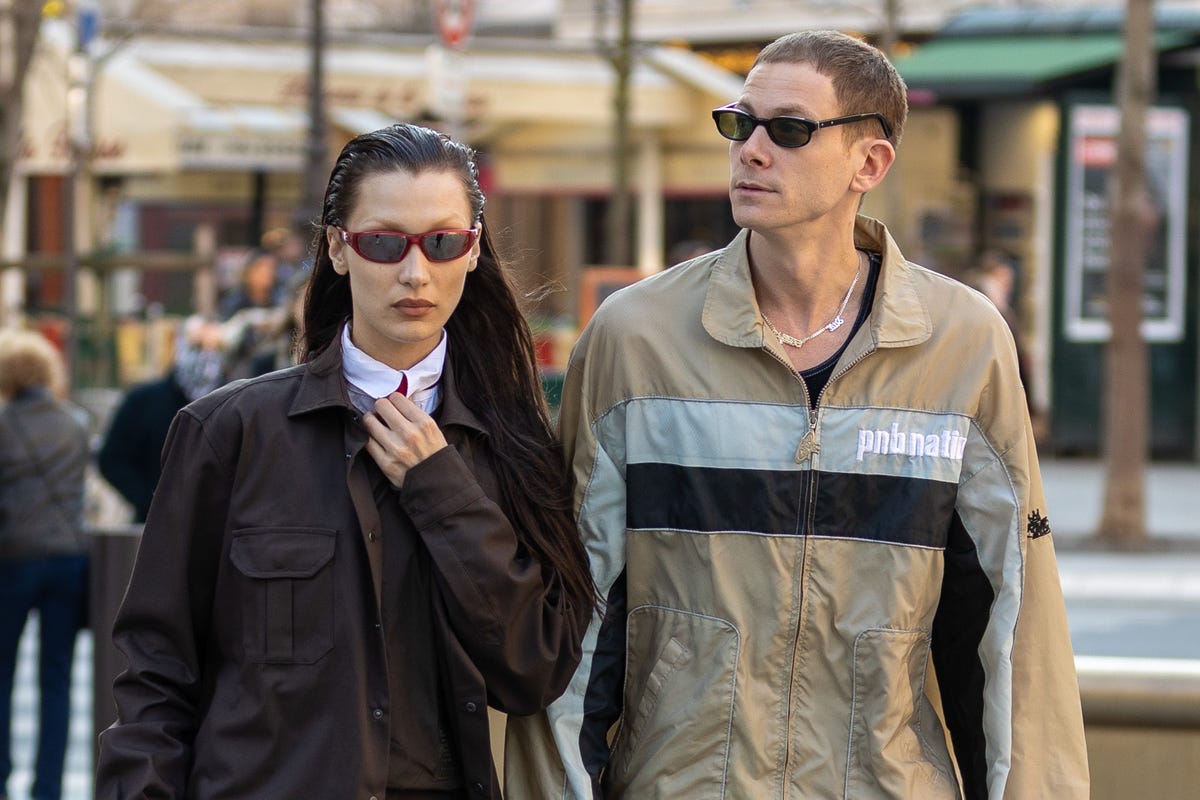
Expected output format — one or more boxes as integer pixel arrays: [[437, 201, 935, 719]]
[[399, 441, 591, 715], [931, 323, 1089, 799], [504, 321, 630, 799], [94, 409, 229, 799]]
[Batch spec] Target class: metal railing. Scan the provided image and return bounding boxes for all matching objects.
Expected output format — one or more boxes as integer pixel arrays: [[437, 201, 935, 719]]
[[1078, 655, 1200, 728]]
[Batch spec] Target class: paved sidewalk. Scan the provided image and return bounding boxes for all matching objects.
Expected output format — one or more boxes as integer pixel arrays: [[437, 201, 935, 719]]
[[1041, 456, 1200, 605], [1040, 456, 1200, 548]]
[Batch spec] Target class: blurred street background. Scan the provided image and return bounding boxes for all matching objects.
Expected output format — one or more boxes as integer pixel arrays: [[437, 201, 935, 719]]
[[4, 1, 1200, 798], [1048, 459, 1200, 662]]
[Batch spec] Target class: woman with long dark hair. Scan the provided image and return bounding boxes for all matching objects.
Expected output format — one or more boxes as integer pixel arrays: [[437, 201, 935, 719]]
[[96, 123, 594, 800]]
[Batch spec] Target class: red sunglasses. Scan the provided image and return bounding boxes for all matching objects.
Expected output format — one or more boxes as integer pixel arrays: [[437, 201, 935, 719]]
[[338, 227, 478, 264]]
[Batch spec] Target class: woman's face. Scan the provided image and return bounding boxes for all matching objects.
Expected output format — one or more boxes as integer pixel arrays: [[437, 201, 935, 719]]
[[326, 169, 479, 370]]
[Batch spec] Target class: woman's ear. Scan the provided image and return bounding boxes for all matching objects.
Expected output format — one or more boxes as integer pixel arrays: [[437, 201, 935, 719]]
[[467, 225, 482, 272], [326, 226, 349, 276]]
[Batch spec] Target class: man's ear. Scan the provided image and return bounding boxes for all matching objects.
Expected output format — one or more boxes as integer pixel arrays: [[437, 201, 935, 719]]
[[326, 227, 349, 275], [850, 139, 896, 194]]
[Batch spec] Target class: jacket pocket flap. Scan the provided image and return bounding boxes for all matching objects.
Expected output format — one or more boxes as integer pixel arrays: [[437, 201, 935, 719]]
[[230, 528, 336, 579]]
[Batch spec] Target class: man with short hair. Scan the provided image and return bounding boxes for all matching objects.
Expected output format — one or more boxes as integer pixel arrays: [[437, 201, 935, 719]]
[[506, 30, 1088, 799]]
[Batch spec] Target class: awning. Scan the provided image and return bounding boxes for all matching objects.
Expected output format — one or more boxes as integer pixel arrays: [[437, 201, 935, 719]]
[[176, 105, 309, 170], [20, 20, 740, 190], [895, 31, 1194, 99], [329, 107, 401, 136]]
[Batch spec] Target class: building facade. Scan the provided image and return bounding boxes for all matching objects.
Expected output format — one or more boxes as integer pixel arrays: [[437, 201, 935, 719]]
[[7, 1, 1198, 457]]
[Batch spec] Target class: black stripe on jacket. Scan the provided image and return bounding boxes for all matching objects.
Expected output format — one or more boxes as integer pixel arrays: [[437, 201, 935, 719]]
[[626, 462, 957, 547], [931, 512, 993, 800], [580, 570, 627, 791]]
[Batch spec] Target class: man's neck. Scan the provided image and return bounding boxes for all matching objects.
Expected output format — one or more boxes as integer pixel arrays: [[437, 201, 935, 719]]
[[747, 216, 872, 375], [748, 225, 862, 326]]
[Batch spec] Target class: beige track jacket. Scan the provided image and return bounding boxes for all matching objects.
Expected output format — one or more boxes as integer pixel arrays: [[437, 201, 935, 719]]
[[506, 216, 1089, 799]]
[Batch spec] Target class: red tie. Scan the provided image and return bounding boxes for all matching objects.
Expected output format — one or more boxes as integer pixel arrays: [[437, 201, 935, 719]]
[[396, 374, 408, 396]]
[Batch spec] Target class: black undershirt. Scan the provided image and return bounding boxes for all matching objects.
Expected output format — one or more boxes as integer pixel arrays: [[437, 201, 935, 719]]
[[799, 250, 881, 407]]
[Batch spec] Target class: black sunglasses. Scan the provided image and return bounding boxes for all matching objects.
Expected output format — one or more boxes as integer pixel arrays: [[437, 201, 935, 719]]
[[712, 105, 892, 148], [338, 227, 478, 264]]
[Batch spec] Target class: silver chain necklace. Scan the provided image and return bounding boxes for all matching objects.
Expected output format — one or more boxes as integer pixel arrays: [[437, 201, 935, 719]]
[[761, 262, 862, 349]]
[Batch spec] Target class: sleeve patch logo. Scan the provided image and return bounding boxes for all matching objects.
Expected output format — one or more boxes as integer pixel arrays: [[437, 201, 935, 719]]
[[1027, 509, 1051, 539]]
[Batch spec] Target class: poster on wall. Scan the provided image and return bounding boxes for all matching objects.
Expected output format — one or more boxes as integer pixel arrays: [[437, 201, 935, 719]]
[[1064, 103, 1188, 342]]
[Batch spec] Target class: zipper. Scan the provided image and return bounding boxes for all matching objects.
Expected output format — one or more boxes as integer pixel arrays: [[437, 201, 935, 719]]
[[765, 342, 875, 796], [759, 346, 812, 797]]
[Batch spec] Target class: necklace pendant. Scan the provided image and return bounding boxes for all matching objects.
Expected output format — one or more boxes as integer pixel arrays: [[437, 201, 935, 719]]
[[826, 315, 845, 332]]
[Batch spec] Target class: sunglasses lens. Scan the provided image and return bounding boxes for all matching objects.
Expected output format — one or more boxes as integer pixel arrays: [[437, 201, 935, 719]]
[[768, 118, 814, 147], [357, 233, 410, 262], [715, 110, 753, 141], [714, 110, 814, 147], [421, 231, 474, 262]]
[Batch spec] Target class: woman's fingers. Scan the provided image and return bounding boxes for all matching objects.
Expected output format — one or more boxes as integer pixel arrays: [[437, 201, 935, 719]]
[[363, 434, 406, 488], [362, 393, 448, 487]]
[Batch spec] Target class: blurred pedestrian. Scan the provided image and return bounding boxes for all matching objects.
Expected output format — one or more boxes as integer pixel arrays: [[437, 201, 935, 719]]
[[95, 123, 595, 799], [0, 328, 90, 800], [219, 249, 286, 378], [218, 249, 281, 321], [260, 225, 310, 293], [232, 270, 311, 380], [970, 248, 1033, 411], [97, 316, 227, 523]]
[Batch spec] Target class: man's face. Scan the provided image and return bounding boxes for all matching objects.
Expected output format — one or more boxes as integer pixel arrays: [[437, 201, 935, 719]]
[[726, 61, 862, 235]]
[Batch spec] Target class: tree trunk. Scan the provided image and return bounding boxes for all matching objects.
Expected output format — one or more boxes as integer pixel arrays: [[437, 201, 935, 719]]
[[876, 0, 904, 252], [0, 2, 44, 243], [302, 0, 326, 227], [605, 0, 634, 267], [1098, 0, 1155, 547]]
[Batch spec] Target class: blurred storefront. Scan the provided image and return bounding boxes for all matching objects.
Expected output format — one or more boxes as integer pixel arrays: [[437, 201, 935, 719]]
[[9, 14, 992, 391], [894, 5, 1200, 459], [9, 18, 747, 385], [15, 5, 1199, 459]]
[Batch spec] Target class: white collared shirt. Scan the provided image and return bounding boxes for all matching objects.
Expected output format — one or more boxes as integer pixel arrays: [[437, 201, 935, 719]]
[[340, 323, 445, 414]]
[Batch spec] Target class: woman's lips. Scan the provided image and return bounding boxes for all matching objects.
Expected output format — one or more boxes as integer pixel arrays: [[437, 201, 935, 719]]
[[394, 299, 434, 317]]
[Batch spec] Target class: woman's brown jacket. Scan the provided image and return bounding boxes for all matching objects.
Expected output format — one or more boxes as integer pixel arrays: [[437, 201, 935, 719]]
[[95, 338, 588, 799]]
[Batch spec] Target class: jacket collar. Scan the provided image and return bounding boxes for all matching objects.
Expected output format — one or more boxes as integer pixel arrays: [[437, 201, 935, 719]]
[[289, 328, 488, 435], [702, 215, 932, 355], [433, 344, 489, 435], [289, 336, 349, 418]]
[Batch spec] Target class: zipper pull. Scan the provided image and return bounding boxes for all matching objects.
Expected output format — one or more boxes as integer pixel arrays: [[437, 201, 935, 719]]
[[795, 431, 819, 462], [795, 416, 819, 463]]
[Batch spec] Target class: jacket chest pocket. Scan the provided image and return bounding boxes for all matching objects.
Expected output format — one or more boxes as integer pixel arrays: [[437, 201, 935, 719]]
[[230, 528, 336, 664]]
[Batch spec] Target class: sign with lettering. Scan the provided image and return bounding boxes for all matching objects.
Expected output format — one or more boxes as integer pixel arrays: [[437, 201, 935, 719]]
[[1064, 103, 1188, 342], [176, 130, 305, 170], [16, 121, 128, 169]]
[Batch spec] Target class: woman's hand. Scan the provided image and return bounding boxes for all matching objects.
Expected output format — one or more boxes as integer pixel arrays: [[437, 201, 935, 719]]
[[363, 391, 448, 488]]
